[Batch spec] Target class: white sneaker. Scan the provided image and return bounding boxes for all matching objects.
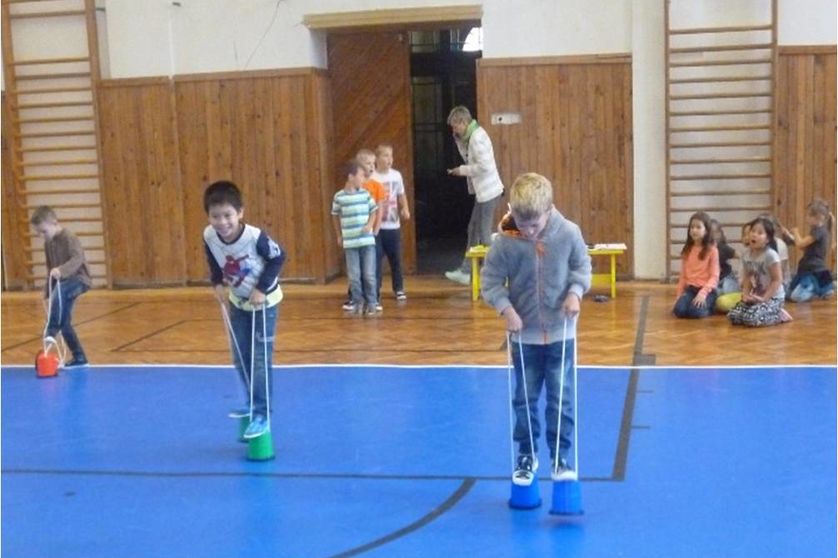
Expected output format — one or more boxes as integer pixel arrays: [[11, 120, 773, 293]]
[[444, 269, 470, 286], [512, 454, 539, 486], [551, 458, 578, 481]]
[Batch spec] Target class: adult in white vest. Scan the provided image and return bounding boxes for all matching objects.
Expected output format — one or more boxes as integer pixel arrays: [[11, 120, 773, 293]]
[[444, 105, 505, 285]]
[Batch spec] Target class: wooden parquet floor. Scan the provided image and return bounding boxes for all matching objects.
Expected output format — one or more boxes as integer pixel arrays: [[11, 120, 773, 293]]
[[2, 277, 835, 367]]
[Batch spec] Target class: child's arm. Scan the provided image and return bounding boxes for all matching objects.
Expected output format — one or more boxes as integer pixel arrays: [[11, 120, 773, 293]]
[[753, 260, 783, 302], [362, 197, 377, 234], [204, 243, 227, 305], [693, 247, 720, 307], [398, 193, 410, 220], [55, 233, 86, 280], [481, 242, 521, 330], [788, 227, 816, 249], [563, 229, 592, 316], [331, 214, 343, 247], [251, 232, 286, 307]]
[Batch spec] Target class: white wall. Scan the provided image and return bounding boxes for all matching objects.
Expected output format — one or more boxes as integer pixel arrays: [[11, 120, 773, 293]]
[[97, 0, 835, 279]]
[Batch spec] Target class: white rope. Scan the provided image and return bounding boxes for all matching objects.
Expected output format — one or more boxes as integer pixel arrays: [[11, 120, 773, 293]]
[[261, 305, 271, 431], [517, 336, 537, 462], [573, 319, 580, 476], [505, 332, 516, 473], [43, 277, 66, 366], [218, 302, 249, 395], [249, 310, 256, 421], [554, 318, 568, 476]]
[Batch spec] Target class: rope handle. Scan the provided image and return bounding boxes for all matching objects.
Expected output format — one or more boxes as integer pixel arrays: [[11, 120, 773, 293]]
[[43, 278, 67, 366]]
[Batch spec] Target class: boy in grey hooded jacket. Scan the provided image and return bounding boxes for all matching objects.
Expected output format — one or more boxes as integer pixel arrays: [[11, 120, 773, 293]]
[[481, 173, 591, 485]]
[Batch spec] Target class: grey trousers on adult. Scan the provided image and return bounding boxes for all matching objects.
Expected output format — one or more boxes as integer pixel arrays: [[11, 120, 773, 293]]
[[458, 194, 501, 274]]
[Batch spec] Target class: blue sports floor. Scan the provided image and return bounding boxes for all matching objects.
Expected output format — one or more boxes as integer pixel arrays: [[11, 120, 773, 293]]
[[2, 364, 835, 558]]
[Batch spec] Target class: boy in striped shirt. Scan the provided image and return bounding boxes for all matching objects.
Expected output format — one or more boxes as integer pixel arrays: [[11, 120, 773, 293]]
[[332, 160, 379, 316]]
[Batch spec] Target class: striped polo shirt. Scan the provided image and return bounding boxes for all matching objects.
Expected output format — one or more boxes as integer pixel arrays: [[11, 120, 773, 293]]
[[331, 187, 377, 249]]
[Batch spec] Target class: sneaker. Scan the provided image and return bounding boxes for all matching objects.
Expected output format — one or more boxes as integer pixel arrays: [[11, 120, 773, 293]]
[[375, 303, 383, 312], [444, 269, 470, 286], [64, 358, 89, 369], [395, 291, 407, 301], [242, 415, 269, 439], [341, 300, 355, 311], [227, 407, 250, 419], [512, 454, 539, 486], [364, 306, 379, 317], [551, 458, 578, 482]]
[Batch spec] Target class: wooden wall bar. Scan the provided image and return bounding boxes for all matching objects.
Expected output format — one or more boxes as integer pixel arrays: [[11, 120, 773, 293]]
[[477, 55, 635, 276], [774, 46, 837, 251], [1, 92, 28, 289], [97, 78, 187, 287]]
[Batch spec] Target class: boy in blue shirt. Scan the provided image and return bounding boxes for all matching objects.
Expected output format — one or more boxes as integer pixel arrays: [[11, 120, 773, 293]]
[[481, 173, 591, 485], [332, 160, 378, 316], [203, 181, 286, 439]]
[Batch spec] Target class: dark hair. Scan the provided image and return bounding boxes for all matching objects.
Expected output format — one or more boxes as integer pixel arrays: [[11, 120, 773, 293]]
[[747, 216, 778, 252], [681, 211, 714, 260], [342, 160, 363, 181], [807, 199, 834, 233], [30, 205, 57, 226], [709, 219, 727, 245], [203, 180, 242, 213]]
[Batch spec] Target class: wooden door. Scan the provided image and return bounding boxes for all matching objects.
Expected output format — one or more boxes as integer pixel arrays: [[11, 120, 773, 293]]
[[328, 32, 416, 273]]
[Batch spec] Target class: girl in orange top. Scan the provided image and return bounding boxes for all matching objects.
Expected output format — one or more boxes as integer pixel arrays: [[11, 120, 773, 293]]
[[673, 211, 720, 318]]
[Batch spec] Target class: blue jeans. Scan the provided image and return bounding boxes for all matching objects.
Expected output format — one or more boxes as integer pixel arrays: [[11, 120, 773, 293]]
[[788, 272, 834, 302], [511, 340, 575, 462], [345, 245, 377, 307], [673, 286, 718, 318], [376, 229, 404, 298], [228, 303, 278, 418], [45, 276, 89, 361]]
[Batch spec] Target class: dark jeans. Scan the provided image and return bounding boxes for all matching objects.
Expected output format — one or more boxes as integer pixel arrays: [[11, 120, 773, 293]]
[[376, 229, 404, 298], [45, 276, 89, 361], [228, 303, 278, 418], [673, 286, 718, 318], [511, 339, 575, 462]]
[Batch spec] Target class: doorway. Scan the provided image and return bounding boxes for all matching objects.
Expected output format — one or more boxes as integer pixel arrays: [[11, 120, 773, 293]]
[[409, 28, 481, 274]]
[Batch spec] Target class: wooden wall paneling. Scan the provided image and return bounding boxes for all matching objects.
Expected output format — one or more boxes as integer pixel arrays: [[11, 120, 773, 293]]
[[478, 58, 634, 277], [774, 50, 837, 266], [98, 79, 186, 286], [312, 72, 340, 280], [327, 32, 415, 273]]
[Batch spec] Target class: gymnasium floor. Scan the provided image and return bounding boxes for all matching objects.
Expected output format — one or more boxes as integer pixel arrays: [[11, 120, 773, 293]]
[[2, 281, 836, 557]]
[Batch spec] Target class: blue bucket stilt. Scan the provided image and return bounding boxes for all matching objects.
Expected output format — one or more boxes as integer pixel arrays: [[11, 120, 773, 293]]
[[509, 480, 542, 509], [246, 430, 275, 461], [549, 479, 583, 515]]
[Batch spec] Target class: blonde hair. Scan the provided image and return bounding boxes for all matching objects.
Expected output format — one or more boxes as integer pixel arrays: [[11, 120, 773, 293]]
[[446, 106, 472, 126], [509, 173, 553, 220], [30, 206, 57, 226], [375, 143, 393, 156], [355, 148, 375, 162]]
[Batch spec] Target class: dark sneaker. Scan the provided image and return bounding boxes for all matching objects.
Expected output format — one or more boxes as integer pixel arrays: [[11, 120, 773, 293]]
[[64, 358, 89, 369], [512, 454, 538, 486], [243, 415, 269, 439]]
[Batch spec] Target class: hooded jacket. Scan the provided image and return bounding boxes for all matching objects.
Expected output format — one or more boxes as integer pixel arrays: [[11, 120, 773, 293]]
[[453, 124, 505, 203], [481, 208, 592, 344]]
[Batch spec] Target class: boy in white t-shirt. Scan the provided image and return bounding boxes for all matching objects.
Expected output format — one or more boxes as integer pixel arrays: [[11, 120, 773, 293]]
[[371, 144, 410, 301]]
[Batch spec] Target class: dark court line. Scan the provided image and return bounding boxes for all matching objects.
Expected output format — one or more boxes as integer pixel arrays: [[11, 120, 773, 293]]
[[1, 302, 142, 352], [2, 467, 613, 483], [112, 320, 189, 352], [612, 294, 650, 481], [326, 478, 476, 558]]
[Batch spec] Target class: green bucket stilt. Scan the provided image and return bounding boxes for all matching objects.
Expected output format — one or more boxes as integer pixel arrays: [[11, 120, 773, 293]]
[[246, 429, 275, 461], [238, 416, 249, 443]]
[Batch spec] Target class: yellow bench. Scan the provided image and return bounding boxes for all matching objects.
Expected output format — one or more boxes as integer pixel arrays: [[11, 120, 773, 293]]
[[465, 244, 627, 301]]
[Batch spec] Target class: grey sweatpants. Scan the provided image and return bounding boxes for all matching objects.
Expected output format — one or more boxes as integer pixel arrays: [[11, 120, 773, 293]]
[[458, 194, 501, 274]]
